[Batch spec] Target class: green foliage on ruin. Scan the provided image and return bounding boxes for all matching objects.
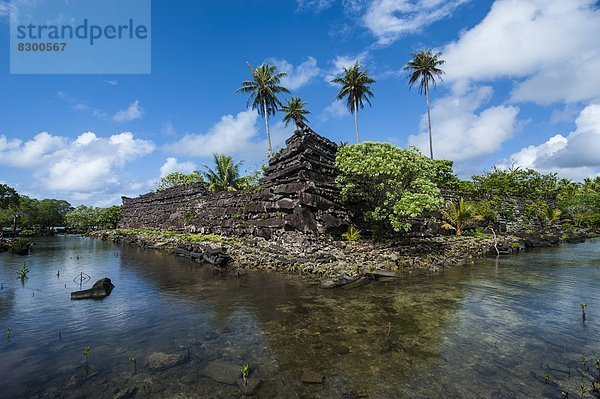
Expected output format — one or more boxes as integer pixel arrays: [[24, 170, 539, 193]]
[[155, 171, 204, 191], [335, 142, 444, 232]]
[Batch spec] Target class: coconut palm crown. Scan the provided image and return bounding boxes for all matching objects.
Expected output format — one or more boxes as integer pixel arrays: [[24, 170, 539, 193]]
[[331, 62, 375, 144], [203, 154, 245, 193], [237, 63, 289, 156], [281, 97, 310, 130], [404, 49, 445, 160]]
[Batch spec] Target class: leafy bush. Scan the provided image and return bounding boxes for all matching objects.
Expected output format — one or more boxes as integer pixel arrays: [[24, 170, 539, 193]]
[[335, 143, 443, 233]]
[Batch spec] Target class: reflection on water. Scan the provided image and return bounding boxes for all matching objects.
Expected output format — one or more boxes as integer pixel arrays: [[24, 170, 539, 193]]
[[0, 236, 599, 398]]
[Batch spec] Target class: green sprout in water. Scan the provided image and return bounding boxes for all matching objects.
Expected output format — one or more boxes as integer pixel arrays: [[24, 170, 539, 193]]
[[241, 363, 250, 387], [6, 327, 12, 340], [17, 263, 29, 280], [579, 383, 586, 397], [581, 303, 587, 322], [544, 372, 549, 384], [561, 391, 568, 398], [83, 346, 90, 364]]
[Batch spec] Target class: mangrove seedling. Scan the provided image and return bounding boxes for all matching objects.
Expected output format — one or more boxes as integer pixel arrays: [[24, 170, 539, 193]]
[[83, 346, 90, 365], [596, 359, 600, 377], [579, 383, 586, 397], [544, 372, 549, 384], [129, 356, 137, 374], [6, 327, 12, 340], [17, 263, 29, 280], [241, 363, 250, 387], [581, 303, 587, 322], [561, 391, 568, 398]]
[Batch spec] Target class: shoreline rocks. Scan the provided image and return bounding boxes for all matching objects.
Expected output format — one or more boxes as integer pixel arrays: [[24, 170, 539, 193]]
[[89, 228, 592, 285]]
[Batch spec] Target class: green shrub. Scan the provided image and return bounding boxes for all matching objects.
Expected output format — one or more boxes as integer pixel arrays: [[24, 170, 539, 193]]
[[336, 143, 443, 233]]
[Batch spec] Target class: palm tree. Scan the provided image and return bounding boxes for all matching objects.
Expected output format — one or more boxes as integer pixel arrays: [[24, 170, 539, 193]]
[[440, 198, 482, 236], [331, 62, 375, 143], [237, 63, 289, 156], [404, 49, 445, 159], [203, 154, 245, 193], [280, 97, 310, 130]]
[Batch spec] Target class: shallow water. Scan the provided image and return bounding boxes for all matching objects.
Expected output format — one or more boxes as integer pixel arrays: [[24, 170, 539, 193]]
[[0, 236, 599, 398]]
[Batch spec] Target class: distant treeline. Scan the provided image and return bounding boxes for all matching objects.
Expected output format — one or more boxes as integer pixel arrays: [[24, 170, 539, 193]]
[[0, 184, 121, 233]]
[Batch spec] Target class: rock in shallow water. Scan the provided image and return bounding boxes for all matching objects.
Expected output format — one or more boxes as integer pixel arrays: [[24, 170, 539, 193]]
[[71, 278, 115, 300], [145, 352, 187, 371], [201, 360, 240, 385], [300, 368, 324, 384]]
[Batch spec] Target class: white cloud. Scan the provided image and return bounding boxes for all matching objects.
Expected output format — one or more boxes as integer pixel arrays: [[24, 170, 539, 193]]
[[498, 104, 600, 180], [443, 0, 600, 104], [296, 0, 335, 13], [326, 51, 369, 83], [407, 86, 519, 161], [0, 131, 155, 193], [113, 100, 143, 122], [321, 100, 350, 121], [159, 157, 197, 178], [164, 110, 292, 162], [363, 0, 470, 45], [269, 57, 321, 91], [103, 80, 118, 86], [0, 132, 65, 167]]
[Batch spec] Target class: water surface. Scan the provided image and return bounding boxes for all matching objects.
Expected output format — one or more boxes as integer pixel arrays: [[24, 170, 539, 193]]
[[0, 236, 599, 398]]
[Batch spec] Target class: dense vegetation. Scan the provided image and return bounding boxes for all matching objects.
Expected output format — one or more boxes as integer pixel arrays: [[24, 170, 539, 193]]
[[335, 143, 444, 233], [0, 183, 122, 234], [335, 144, 600, 236]]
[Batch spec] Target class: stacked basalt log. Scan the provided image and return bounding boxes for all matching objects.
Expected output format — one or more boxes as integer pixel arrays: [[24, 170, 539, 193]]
[[120, 184, 209, 230], [120, 126, 349, 238]]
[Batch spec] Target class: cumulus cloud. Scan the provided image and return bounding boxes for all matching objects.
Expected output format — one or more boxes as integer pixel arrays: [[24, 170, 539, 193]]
[[113, 100, 143, 122], [498, 104, 600, 180], [268, 57, 321, 90], [443, 0, 600, 104], [164, 110, 292, 162], [0, 131, 155, 193], [159, 157, 197, 178], [0, 132, 65, 167], [363, 0, 470, 45], [407, 86, 520, 161]]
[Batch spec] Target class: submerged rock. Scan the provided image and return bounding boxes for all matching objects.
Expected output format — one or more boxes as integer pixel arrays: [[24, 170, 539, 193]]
[[201, 360, 240, 385], [300, 368, 324, 384], [145, 352, 187, 371], [71, 278, 115, 300]]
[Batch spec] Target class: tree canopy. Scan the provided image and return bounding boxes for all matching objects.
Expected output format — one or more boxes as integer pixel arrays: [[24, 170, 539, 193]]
[[335, 142, 443, 233]]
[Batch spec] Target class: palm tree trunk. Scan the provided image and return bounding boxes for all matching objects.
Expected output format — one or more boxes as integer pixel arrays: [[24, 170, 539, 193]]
[[425, 82, 434, 159], [263, 99, 273, 157], [353, 99, 360, 144]]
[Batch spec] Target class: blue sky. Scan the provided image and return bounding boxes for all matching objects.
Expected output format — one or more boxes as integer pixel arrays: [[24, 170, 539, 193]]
[[1, 0, 599, 206]]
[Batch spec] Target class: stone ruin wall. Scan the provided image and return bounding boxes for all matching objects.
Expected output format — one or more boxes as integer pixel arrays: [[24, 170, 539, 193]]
[[121, 126, 552, 238], [120, 126, 349, 238]]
